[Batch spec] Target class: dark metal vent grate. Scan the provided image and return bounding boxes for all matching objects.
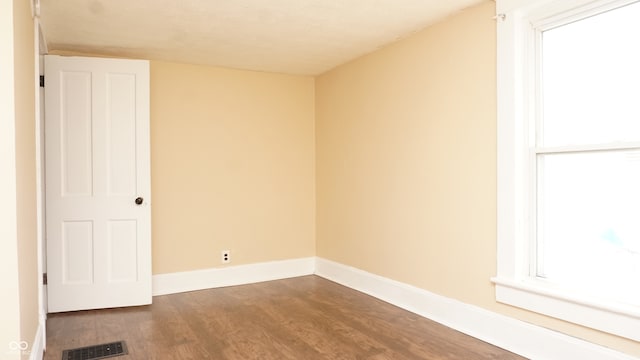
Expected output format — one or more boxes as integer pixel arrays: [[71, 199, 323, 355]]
[[61, 341, 128, 360]]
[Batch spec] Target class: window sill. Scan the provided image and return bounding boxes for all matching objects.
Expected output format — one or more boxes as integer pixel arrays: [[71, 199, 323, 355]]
[[491, 276, 640, 341]]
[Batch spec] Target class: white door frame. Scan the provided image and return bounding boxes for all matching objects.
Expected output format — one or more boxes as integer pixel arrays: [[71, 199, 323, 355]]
[[35, 15, 48, 353]]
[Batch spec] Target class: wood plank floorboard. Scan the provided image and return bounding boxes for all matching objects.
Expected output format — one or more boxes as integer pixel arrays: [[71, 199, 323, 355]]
[[45, 275, 527, 359]]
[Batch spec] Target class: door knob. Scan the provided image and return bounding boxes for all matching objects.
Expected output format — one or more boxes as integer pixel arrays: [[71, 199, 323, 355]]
[[135, 197, 144, 205]]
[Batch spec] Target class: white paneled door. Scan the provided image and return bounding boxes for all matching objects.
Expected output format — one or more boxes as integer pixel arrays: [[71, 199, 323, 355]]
[[45, 55, 151, 313]]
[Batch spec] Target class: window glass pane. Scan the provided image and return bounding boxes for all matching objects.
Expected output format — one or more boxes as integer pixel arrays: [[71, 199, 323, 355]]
[[541, 1, 640, 147], [538, 150, 640, 306]]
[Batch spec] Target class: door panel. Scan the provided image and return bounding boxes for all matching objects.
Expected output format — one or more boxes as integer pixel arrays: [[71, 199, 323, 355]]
[[62, 221, 93, 285], [45, 55, 151, 313], [60, 71, 93, 197], [106, 74, 137, 197], [107, 219, 138, 282]]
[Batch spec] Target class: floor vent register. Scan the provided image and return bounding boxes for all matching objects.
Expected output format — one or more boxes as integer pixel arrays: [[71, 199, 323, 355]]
[[61, 341, 128, 360]]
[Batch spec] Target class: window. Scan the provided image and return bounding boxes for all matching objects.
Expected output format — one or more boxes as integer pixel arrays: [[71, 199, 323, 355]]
[[494, 0, 640, 341]]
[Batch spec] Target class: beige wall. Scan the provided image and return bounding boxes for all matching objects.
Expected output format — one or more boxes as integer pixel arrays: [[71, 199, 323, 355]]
[[150, 61, 315, 274], [315, 1, 639, 356], [14, 0, 39, 357], [0, 0, 21, 357], [0, 0, 40, 358]]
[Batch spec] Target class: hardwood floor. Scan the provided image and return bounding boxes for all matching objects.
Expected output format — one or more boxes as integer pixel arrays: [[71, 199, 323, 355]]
[[45, 275, 526, 359]]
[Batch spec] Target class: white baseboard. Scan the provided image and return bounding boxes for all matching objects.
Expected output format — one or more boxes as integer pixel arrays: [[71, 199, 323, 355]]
[[314, 257, 638, 360], [29, 316, 45, 360], [152, 257, 315, 296]]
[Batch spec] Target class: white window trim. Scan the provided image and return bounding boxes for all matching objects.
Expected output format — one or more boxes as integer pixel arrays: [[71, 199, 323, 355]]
[[493, 0, 640, 341]]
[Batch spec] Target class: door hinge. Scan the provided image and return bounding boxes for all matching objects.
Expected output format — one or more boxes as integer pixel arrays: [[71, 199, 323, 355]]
[[39, 75, 44, 87], [42, 273, 47, 285]]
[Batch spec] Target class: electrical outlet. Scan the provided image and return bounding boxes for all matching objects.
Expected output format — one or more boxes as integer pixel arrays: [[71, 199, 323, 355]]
[[221, 250, 230, 264]]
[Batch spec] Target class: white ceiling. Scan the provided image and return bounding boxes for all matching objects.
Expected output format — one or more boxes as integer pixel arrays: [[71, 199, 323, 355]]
[[39, 0, 484, 75]]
